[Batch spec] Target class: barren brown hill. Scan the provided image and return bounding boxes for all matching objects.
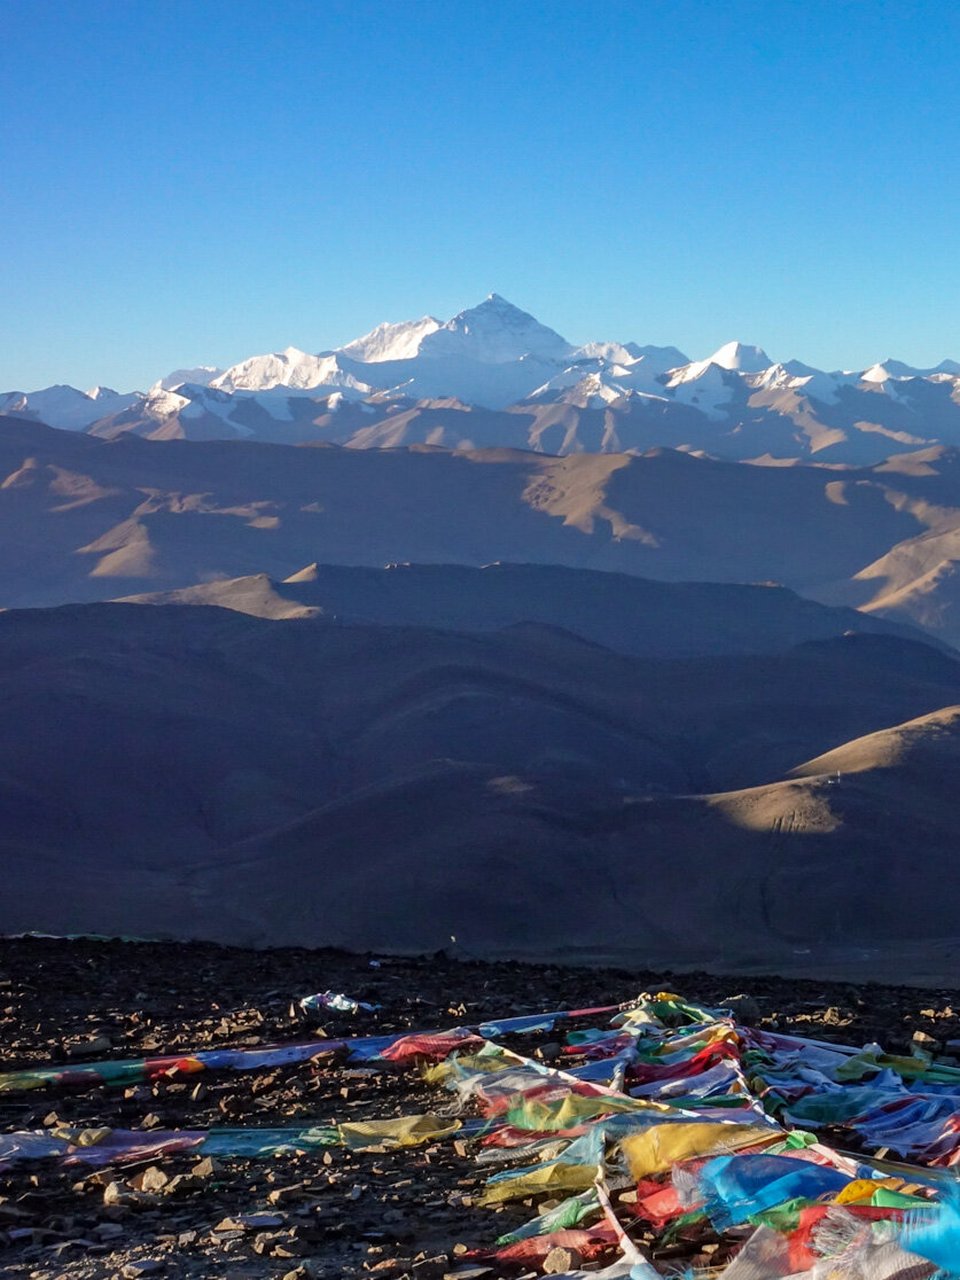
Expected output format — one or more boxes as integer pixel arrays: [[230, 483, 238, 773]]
[[2, 600, 959, 978], [6, 415, 960, 625]]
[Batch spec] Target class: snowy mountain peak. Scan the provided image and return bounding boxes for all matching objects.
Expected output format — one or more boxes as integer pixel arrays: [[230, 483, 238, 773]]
[[571, 340, 639, 366], [151, 366, 223, 394], [626, 344, 691, 373], [7, 299, 960, 456], [210, 348, 358, 394], [862, 357, 960, 380], [862, 362, 899, 384], [418, 295, 573, 364], [337, 316, 441, 363], [0, 384, 140, 430], [706, 341, 772, 372]]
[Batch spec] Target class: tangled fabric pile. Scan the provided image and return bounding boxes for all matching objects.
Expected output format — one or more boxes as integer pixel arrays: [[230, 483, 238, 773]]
[[3, 992, 960, 1276]]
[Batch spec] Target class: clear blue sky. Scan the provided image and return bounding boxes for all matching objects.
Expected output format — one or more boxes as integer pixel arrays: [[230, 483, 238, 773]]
[[3, 0, 958, 390]]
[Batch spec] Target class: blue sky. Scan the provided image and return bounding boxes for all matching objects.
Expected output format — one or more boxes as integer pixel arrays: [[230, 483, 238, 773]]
[[3, 0, 958, 389]]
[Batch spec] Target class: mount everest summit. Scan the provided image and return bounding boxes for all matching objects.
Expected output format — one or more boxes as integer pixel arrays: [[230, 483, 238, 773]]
[[4, 293, 960, 464]]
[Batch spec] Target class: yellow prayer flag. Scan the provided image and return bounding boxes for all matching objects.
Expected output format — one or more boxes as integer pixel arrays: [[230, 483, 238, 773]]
[[337, 1113, 461, 1151], [620, 1121, 780, 1179]]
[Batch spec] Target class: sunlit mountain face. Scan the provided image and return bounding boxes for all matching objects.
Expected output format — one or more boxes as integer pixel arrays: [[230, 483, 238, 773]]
[[5, 294, 960, 465]]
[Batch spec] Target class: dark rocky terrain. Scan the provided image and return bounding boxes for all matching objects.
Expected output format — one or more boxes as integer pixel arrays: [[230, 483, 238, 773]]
[[2, 937, 958, 1278]]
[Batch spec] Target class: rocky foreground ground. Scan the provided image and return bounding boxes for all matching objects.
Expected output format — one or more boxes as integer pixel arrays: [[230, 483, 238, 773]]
[[1, 937, 958, 1279]]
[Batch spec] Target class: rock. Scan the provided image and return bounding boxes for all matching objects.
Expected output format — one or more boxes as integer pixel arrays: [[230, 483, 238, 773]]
[[0, 1202, 31, 1221], [93, 1222, 125, 1240], [163, 1172, 200, 1195], [133, 1166, 169, 1194], [543, 1248, 581, 1275], [913, 1030, 939, 1047], [122, 1262, 165, 1278], [273, 1240, 311, 1258], [191, 1156, 221, 1179], [267, 1182, 306, 1206], [721, 994, 761, 1023], [411, 1256, 449, 1278], [215, 1212, 286, 1232], [65, 1035, 111, 1058]]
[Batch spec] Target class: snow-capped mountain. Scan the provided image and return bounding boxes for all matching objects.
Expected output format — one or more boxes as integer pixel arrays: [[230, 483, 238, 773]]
[[415, 293, 573, 363], [337, 316, 441, 363], [210, 348, 373, 396], [150, 367, 223, 393], [668, 341, 773, 385], [0, 384, 141, 430], [5, 294, 960, 464]]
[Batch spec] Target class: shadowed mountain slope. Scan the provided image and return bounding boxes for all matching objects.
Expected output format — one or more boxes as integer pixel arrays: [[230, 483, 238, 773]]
[[115, 561, 934, 658], [2, 602, 960, 978]]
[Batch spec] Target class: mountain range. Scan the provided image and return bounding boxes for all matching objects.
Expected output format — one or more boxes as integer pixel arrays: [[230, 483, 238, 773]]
[[6, 294, 960, 465], [2, 599, 959, 980], [6, 301, 960, 978], [4, 417, 960, 649]]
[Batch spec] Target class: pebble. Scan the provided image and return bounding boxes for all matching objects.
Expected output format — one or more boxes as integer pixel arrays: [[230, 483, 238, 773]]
[[94, 1223, 126, 1240], [65, 1034, 112, 1058], [543, 1247, 580, 1274], [134, 1167, 169, 1194], [121, 1262, 165, 1278], [215, 1212, 286, 1232]]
